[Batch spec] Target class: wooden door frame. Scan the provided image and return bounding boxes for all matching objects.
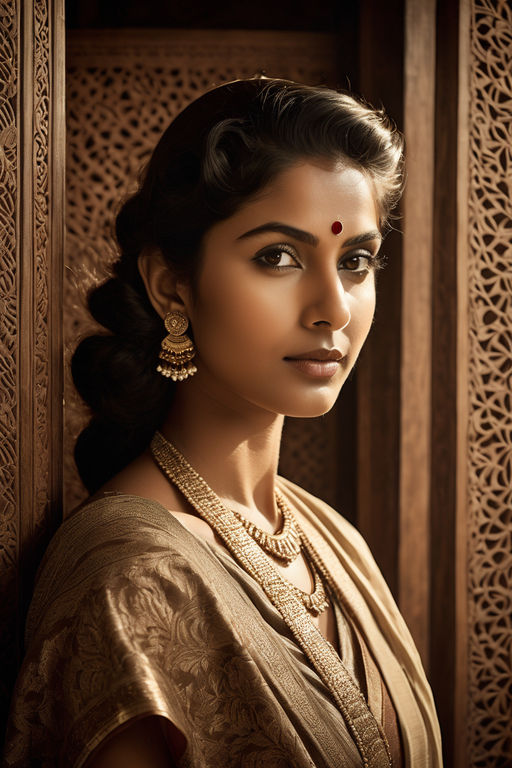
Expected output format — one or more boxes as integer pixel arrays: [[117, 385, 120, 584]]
[[357, 0, 471, 765], [0, 0, 65, 733]]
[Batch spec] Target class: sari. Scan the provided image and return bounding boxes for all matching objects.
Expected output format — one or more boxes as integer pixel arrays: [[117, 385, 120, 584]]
[[3, 477, 442, 767]]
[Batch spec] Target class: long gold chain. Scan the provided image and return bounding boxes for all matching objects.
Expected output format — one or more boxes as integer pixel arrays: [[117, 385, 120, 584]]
[[150, 431, 392, 768]]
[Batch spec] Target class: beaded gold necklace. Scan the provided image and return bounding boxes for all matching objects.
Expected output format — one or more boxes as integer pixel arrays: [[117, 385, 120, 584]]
[[150, 431, 392, 768], [231, 491, 301, 564]]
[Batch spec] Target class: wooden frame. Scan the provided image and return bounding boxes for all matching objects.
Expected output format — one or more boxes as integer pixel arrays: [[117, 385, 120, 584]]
[[358, 1, 474, 765], [0, 0, 65, 732]]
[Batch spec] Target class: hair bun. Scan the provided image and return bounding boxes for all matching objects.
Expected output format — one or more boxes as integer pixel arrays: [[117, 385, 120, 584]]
[[72, 334, 166, 426], [74, 418, 155, 494]]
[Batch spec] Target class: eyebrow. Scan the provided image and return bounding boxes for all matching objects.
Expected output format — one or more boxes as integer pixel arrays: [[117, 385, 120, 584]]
[[237, 222, 382, 248], [237, 223, 319, 246], [343, 230, 383, 247]]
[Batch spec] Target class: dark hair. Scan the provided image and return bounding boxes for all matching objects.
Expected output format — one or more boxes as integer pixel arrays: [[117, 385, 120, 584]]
[[72, 78, 404, 493]]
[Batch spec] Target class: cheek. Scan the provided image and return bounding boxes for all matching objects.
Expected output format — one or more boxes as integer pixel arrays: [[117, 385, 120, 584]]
[[193, 273, 292, 353], [350, 282, 376, 341]]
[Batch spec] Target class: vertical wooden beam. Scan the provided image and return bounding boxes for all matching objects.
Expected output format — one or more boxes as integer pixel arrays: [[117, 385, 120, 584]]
[[18, 0, 65, 617], [0, 0, 65, 734], [454, 2, 470, 764], [0, 0, 21, 734], [49, 0, 66, 528], [429, 0, 466, 764], [357, 0, 404, 601], [18, 0, 37, 626], [400, 0, 436, 666]]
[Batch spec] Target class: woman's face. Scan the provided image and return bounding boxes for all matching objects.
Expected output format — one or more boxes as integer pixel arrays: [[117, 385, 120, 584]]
[[185, 161, 382, 419]]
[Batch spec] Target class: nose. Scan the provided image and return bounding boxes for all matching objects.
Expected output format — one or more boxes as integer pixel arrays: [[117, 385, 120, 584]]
[[300, 268, 352, 331]]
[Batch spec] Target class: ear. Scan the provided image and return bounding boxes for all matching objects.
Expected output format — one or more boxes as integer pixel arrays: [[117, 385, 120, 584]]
[[137, 249, 191, 319]]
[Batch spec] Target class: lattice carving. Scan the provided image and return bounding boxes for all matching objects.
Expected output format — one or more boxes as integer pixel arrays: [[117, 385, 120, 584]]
[[33, 0, 51, 519], [0, 0, 19, 731], [0, 0, 61, 732], [467, 2, 512, 765], [64, 30, 339, 512]]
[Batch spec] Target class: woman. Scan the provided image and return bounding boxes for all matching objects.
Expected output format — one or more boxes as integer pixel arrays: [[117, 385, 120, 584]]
[[4, 78, 442, 767]]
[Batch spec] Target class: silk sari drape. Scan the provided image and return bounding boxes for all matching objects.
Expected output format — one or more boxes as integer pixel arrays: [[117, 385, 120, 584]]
[[3, 480, 442, 767]]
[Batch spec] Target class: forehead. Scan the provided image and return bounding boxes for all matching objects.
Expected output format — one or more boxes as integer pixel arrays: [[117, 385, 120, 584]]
[[208, 161, 380, 242]]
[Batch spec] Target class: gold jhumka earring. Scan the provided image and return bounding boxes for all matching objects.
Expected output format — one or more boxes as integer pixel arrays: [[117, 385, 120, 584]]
[[156, 310, 197, 381]]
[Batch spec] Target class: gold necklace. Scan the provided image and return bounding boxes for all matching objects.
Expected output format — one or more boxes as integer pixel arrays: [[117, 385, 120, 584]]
[[150, 431, 392, 768], [232, 497, 329, 613], [287, 550, 329, 615], [151, 431, 328, 615], [230, 491, 301, 564]]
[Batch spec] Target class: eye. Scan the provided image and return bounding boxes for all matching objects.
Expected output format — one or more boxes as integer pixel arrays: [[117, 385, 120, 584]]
[[254, 244, 300, 271], [339, 250, 378, 275]]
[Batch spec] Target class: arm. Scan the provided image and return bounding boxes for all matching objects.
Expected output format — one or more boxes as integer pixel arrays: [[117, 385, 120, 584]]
[[84, 716, 186, 768]]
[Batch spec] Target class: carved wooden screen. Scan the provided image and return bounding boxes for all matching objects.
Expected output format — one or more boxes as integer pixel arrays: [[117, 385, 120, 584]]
[[0, 0, 65, 733], [64, 29, 340, 512], [465, 1, 512, 764]]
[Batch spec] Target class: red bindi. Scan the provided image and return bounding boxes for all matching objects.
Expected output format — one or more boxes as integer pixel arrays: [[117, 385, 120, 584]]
[[331, 220, 343, 235]]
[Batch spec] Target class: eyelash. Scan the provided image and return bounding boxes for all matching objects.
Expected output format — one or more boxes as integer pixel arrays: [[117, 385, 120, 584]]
[[254, 244, 385, 274], [254, 244, 299, 270]]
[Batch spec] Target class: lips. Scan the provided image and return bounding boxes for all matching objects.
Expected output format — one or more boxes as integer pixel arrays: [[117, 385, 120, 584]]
[[283, 349, 344, 379], [284, 348, 344, 362]]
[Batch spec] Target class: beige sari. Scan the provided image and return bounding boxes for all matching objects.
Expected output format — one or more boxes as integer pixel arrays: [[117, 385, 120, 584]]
[[4, 478, 442, 767]]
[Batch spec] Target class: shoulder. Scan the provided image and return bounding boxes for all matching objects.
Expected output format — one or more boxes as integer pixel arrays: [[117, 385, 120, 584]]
[[65, 492, 186, 541], [26, 494, 216, 644], [50, 491, 217, 574], [67, 491, 225, 562], [51, 493, 187, 569]]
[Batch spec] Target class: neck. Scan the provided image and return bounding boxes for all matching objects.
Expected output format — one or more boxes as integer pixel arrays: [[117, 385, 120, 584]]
[[160, 380, 285, 525]]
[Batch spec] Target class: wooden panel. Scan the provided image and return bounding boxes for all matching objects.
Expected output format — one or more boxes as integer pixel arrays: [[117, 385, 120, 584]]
[[0, 0, 65, 734], [400, 0, 436, 667], [455, 2, 470, 765], [430, 2, 463, 766], [466, 1, 512, 764], [356, 0, 405, 600], [0, 0, 20, 734]]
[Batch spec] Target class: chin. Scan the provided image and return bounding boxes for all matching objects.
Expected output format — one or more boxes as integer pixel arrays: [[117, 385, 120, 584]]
[[281, 396, 340, 419]]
